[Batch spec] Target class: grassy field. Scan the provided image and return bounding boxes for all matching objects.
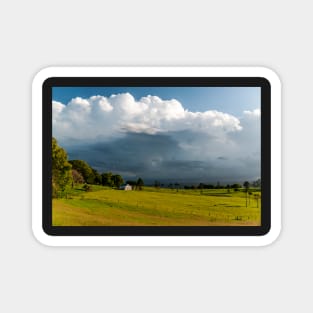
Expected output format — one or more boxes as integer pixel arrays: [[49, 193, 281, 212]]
[[52, 185, 261, 226]]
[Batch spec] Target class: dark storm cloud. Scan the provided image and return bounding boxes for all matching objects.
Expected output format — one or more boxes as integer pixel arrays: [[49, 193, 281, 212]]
[[67, 133, 183, 180], [65, 130, 260, 185]]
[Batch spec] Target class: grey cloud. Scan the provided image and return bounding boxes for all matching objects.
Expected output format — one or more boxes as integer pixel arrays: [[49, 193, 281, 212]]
[[65, 130, 260, 185]]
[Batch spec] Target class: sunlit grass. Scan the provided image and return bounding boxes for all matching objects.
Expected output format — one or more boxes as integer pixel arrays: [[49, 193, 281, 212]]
[[53, 185, 261, 226]]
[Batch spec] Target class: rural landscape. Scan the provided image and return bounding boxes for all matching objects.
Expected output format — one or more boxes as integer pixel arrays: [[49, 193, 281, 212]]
[[52, 137, 261, 226], [52, 87, 261, 226]]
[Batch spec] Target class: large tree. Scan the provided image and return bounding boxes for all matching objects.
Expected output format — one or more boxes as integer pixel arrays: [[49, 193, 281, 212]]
[[52, 137, 72, 197], [69, 160, 95, 184]]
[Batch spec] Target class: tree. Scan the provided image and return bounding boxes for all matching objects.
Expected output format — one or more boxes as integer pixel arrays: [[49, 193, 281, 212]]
[[69, 160, 95, 184], [243, 181, 250, 190], [112, 174, 124, 188], [52, 137, 72, 197], [101, 172, 113, 186], [243, 181, 250, 208], [72, 169, 84, 187], [92, 168, 102, 185], [136, 177, 144, 190], [231, 183, 242, 191]]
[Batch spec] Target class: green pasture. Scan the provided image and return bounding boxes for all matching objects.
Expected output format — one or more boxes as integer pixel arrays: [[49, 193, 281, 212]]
[[52, 185, 261, 226]]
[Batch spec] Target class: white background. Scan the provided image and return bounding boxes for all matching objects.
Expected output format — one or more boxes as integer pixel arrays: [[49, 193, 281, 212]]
[[0, 0, 310, 312]]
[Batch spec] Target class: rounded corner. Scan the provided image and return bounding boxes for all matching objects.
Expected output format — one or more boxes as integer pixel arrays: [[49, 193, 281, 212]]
[[32, 66, 52, 81], [258, 224, 282, 247], [255, 66, 282, 89], [32, 67, 59, 90], [31, 225, 54, 247], [42, 76, 56, 89]]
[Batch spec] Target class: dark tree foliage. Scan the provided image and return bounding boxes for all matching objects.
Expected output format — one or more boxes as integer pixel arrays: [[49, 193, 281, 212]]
[[101, 172, 125, 188], [231, 183, 242, 189], [92, 168, 102, 185], [69, 160, 95, 184], [243, 181, 250, 190], [136, 177, 144, 190], [101, 172, 113, 186], [112, 174, 124, 188], [195, 183, 215, 189]]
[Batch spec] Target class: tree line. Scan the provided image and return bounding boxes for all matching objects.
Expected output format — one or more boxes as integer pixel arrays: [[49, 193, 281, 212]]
[[69, 159, 125, 188], [157, 181, 260, 191], [52, 137, 144, 198], [184, 183, 243, 190]]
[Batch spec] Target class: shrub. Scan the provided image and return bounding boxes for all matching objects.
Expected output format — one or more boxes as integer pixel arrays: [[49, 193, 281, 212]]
[[83, 184, 92, 192]]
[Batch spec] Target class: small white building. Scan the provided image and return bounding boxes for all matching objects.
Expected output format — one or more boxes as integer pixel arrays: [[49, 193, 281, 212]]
[[119, 184, 132, 191]]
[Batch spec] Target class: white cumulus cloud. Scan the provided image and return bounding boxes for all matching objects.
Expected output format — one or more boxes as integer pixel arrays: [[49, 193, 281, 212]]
[[52, 93, 242, 143]]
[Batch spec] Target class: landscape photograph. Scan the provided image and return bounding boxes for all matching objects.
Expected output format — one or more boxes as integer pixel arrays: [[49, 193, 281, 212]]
[[52, 86, 261, 226]]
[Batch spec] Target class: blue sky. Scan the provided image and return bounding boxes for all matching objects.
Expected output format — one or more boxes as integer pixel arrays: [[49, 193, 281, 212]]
[[53, 86, 260, 117]]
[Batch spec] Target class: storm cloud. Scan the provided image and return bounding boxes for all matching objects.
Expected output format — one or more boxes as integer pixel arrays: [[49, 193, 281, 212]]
[[53, 93, 261, 184]]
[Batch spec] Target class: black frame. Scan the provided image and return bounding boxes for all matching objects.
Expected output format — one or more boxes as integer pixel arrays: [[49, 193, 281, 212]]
[[43, 77, 271, 236]]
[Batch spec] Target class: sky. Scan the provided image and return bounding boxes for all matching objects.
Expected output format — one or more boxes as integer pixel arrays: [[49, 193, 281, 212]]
[[52, 87, 261, 185], [53, 86, 260, 117]]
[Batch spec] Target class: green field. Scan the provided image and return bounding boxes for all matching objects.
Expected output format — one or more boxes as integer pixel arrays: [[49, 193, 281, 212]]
[[52, 185, 261, 226]]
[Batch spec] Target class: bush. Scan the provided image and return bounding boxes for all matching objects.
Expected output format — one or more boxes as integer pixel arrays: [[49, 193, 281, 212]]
[[83, 184, 92, 192]]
